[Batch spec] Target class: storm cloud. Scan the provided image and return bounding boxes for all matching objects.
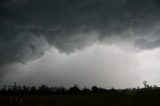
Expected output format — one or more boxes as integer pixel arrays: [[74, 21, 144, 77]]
[[1, 0, 160, 88], [0, 0, 160, 65]]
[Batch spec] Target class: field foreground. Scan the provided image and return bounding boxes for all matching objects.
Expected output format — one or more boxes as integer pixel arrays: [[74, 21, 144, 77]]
[[1, 90, 160, 106]]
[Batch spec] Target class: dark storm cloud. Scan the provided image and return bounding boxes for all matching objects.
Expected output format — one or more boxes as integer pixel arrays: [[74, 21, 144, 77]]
[[1, 0, 160, 67], [0, 0, 32, 7]]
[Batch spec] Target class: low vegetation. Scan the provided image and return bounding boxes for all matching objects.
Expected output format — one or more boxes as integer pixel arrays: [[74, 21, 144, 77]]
[[0, 81, 160, 106]]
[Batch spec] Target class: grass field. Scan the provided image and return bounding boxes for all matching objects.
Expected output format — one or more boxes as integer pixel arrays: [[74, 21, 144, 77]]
[[1, 90, 160, 106]]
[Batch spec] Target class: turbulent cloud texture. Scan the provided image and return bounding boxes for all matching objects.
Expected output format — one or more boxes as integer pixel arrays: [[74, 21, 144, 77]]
[[1, 0, 160, 66], [1, 0, 160, 88]]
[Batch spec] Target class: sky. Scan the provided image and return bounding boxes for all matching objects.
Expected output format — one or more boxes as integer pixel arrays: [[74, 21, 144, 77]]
[[1, 0, 160, 88]]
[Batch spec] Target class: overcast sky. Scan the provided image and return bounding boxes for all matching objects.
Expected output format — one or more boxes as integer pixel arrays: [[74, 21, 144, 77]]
[[1, 0, 160, 88]]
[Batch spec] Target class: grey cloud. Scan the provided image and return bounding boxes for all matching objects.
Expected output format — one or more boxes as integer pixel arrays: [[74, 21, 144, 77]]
[[0, 33, 49, 66], [135, 39, 160, 50], [1, 0, 160, 67]]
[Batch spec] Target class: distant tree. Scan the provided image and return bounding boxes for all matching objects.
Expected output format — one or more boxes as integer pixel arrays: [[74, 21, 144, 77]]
[[143, 81, 150, 88], [91, 86, 99, 93], [50, 87, 55, 94], [30, 86, 37, 94], [13, 82, 17, 92], [153, 85, 159, 89], [55, 86, 67, 94], [69, 84, 81, 93], [38, 85, 50, 95], [82, 87, 91, 93], [109, 87, 116, 92], [22, 85, 30, 95]]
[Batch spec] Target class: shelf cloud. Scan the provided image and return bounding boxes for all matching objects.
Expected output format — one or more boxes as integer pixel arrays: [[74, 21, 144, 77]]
[[1, 0, 160, 88]]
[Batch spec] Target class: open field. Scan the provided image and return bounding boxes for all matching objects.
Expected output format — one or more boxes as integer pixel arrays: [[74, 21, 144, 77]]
[[1, 90, 160, 106]]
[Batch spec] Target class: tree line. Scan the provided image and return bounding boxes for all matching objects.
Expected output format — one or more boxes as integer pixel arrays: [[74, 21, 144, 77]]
[[0, 81, 159, 95], [0, 83, 111, 95]]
